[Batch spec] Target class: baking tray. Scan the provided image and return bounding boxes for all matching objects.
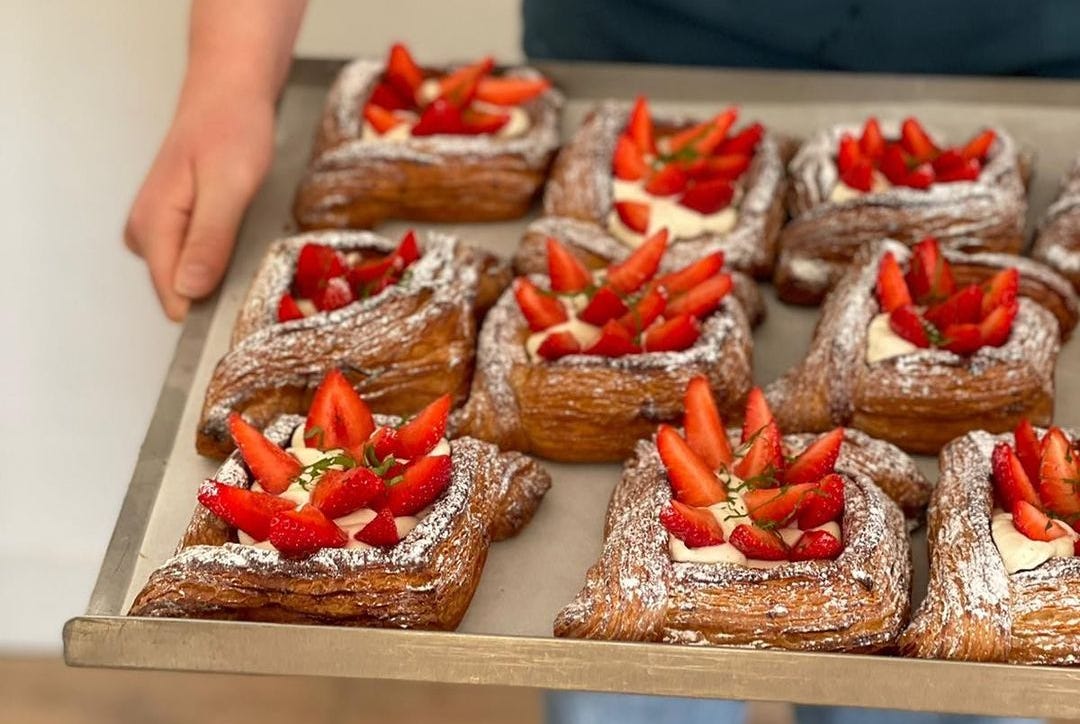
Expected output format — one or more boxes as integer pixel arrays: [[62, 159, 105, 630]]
[[64, 59, 1080, 717]]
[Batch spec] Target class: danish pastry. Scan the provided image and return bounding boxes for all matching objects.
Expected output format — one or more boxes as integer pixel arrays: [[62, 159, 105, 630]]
[[515, 97, 786, 279], [1033, 154, 1080, 292], [776, 116, 1027, 304], [133, 370, 550, 629], [293, 44, 562, 230], [766, 237, 1077, 454], [554, 378, 915, 651], [196, 229, 510, 459], [900, 422, 1080, 664]]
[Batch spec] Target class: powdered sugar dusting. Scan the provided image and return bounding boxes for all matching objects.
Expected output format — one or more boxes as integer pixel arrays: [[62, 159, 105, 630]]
[[1034, 154, 1080, 285]]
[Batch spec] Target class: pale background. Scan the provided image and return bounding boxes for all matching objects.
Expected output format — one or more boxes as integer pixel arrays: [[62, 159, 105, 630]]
[[0, 0, 521, 652]]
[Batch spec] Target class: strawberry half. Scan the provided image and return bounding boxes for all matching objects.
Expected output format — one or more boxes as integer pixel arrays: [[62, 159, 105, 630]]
[[295, 243, 347, 299], [645, 164, 688, 196], [906, 237, 956, 303], [716, 123, 763, 156], [900, 117, 938, 162], [412, 98, 466, 135], [797, 473, 846, 529], [876, 252, 913, 313], [657, 253, 725, 295], [642, 314, 700, 352], [579, 286, 629, 326], [584, 320, 640, 357], [355, 507, 401, 547], [978, 300, 1017, 347], [268, 506, 348, 557], [368, 81, 411, 112], [666, 273, 732, 319], [924, 285, 984, 329], [460, 107, 510, 135], [474, 76, 550, 105], [729, 524, 788, 561], [1014, 419, 1043, 483], [656, 425, 727, 507], [941, 323, 983, 355], [790, 530, 843, 561], [837, 133, 863, 174], [982, 267, 1019, 318], [395, 394, 451, 460], [438, 56, 494, 107], [683, 375, 734, 470], [310, 467, 385, 520], [935, 157, 981, 183], [606, 229, 667, 294], [545, 237, 591, 294], [614, 200, 650, 234], [840, 159, 874, 193], [228, 413, 301, 494], [744, 483, 817, 527], [513, 278, 567, 331], [537, 330, 582, 360], [734, 420, 782, 482], [616, 284, 666, 334], [613, 134, 649, 181], [889, 305, 931, 348], [386, 455, 453, 516], [197, 480, 295, 542], [626, 96, 656, 154], [314, 276, 355, 312], [660, 500, 725, 548], [679, 179, 734, 215], [859, 117, 885, 160], [685, 154, 752, 181], [363, 103, 402, 134], [305, 369, 376, 453], [1012, 500, 1068, 542], [741, 387, 775, 444], [881, 143, 912, 185], [385, 43, 424, 100], [784, 428, 844, 485], [991, 442, 1042, 511], [1038, 428, 1080, 521], [962, 129, 996, 161], [277, 294, 304, 322]]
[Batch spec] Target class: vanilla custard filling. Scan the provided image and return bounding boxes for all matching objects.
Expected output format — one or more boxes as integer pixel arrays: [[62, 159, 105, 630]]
[[865, 312, 920, 364], [239, 424, 449, 552], [990, 509, 1077, 574], [525, 293, 597, 362], [361, 79, 531, 141], [828, 169, 892, 203], [608, 179, 739, 248]]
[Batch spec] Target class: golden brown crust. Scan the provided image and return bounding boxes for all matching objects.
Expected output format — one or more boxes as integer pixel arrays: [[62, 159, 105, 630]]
[[292, 60, 561, 229], [899, 429, 1080, 664], [553, 432, 913, 651], [1033, 155, 1080, 294], [196, 231, 510, 460], [131, 416, 551, 629]]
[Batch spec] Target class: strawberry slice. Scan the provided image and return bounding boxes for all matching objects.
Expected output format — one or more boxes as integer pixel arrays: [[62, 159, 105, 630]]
[[941, 323, 983, 355], [734, 420, 783, 483], [368, 426, 399, 460], [438, 56, 495, 107], [925, 284, 984, 329], [666, 273, 732, 319], [584, 320, 641, 357], [683, 154, 752, 181], [880, 143, 911, 185], [991, 442, 1042, 511], [683, 375, 734, 470], [837, 133, 863, 173], [741, 387, 775, 444], [513, 278, 567, 331], [840, 159, 874, 193], [797, 473, 846, 529], [460, 107, 510, 135], [656, 425, 727, 507], [645, 164, 688, 196], [579, 286, 629, 326], [363, 103, 402, 134], [729, 524, 788, 560], [277, 294, 304, 322], [537, 331, 582, 360], [616, 284, 666, 334], [295, 243, 347, 299], [385, 43, 425, 100], [876, 252, 913, 313], [412, 98, 466, 135], [790, 530, 843, 561], [310, 467, 385, 520], [1014, 419, 1043, 482], [354, 507, 400, 547], [889, 305, 932, 348], [626, 96, 656, 154], [314, 276, 355, 312], [386, 455, 453, 516], [680, 179, 735, 215], [642, 314, 701, 352], [614, 200, 650, 234], [657, 253, 725, 295], [931, 149, 965, 174], [902, 163, 935, 189], [474, 75, 550, 105], [859, 117, 885, 160], [606, 229, 667, 294], [197, 480, 295, 542], [900, 117, 938, 162], [667, 109, 737, 156], [784, 428, 844, 485], [305, 369, 375, 453], [546, 237, 592, 294], [716, 123, 764, 156], [906, 237, 955, 303], [1012, 500, 1069, 542], [368, 81, 412, 112], [982, 267, 1019, 318], [744, 483, 817, 526], [935, 158, 981, 183], [660, 500, 726, 548], [978, 300, 1018, 347], [268, 506, 348, 557], [962, 129, 996, 161], [613, 134, 649, 181], [351, 228, 420, 293], [395, 394, 451, 460], [228, 413, 301, 494], [1038, 428, 1080, 521]]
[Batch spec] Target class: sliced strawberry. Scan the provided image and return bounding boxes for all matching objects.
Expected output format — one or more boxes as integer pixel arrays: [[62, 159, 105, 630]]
[[859, 117, 885, 160], [616, 284, 666, 334], [935, 157, 981, 182], [925, 285, 984, 329], [978, 300, 1018, 347], [386, 455, 453, 516], [513, 278, 567, 331], [626, 96, 656, 154], [784, 428, 844, 485], [1014, 419, 1043, 482], [537, 330, 582, 360], [295, 243, 347, 299], [900, 117, 938, 162], [645, 164, 688, 196], [579, 286, 629, 326], [876, 252, 913, 313], [228, 414, 301, 494], [941, 323, 983, 355], [392, 229, 421, 267], [385, 43, 425, 100], [1012, 500, 1068, 542], [656, 425, 727, 507], [438, 56, 494, 107], [657, 253, 725, 295], [197, 480, 295, 542], [348, 257, 394, 288], [715, 122, 764, 156], [354, 507, 400, 547], [931, 149, 966, 174], [642, 314, 700, 352], [679, 179, 735, 215], [837, 133, 863, 173], [613, 134, 649, 181], [797, 473, 846, 529], [305, 369, 375, 453], [368, 81, 412, 112], [729, 524, 788, 561], [684, 375, 733, 470], [668, 109, 737, 156], [906, 237, 955, 303], [314, 276, 355, 312], [744, 483, 817, 527], [790, 530, 843, 561], [614, 200, 650, 234], [734, 421, 783, 483], [460, 107, 510, 135], [991, 442, 1042, 511], [962, 129, 996, 161], [1038, 428, 1080, 521], [363, 103, 402, 134], [880, 143, 912, 185], [474, 75, 550, 105], [660, 500, 725, 548], [546, 237, 592, 294], [368, 426, 399, 461], [684, 153, 752, 181], [902, 163, 935, 189], [277, 294, 304, 322], [666, 273, 732, 319], [982, 267, 1019, 318], [741, 387, 775, 444], [268, 506, 348, 557], [310, 467, 385, 520], [584, 320, 641, 357], [411, 98, 465, 136], [395, 394, 451, 460], [889, 305, 931, 348], [840, 159, 874, 193], [606, 229, 667, 294]]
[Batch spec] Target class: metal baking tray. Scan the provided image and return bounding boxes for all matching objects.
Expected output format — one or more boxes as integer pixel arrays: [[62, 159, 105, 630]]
[[64, 59, 1080, 717]]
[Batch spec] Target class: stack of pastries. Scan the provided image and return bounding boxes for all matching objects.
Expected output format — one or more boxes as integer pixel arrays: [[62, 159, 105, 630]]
[[131, 43, 1080, 665]]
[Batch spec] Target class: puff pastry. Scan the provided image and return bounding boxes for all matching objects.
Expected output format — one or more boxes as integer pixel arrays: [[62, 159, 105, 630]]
[[1033, 154, 1080, 293], [196, 230, 510, 459], [776, 119, 1027, 304]]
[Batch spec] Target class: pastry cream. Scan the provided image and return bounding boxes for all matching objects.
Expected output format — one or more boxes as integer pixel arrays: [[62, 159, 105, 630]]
[[991, 510, 1077, 574], [866, 313, 919, 364], [525, 295, 601, 361], [828, 170, 892, 203], [609, 179, 738, 247]]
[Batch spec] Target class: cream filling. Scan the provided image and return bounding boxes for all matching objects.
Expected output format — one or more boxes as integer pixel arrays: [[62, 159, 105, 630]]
[[865, 312, 919, 364], [991, 510, 1077, 574], [609, 179, 738, 248], [829, 169, 892, 203], [362, 79, 530, 141], [525, 294, 600, 362], [295, 299, 318, 318]]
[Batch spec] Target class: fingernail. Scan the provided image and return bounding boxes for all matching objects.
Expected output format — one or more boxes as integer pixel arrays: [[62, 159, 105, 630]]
[[175, 263, 212, 297]]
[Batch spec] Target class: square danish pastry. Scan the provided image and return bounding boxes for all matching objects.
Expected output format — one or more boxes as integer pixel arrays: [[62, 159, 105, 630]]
[[900, 422, 1080, 664], [776, 116, 1027, 304], [1033, 154, 1080, 292], [554, 379, 919, 651], [133, 371, 550, 629], [514, 96, 786, 279], [457, 230, 756, 462], [196, 229, 510, 459], [293, 44, 561, 230], [766, 237, 1078, 454]]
